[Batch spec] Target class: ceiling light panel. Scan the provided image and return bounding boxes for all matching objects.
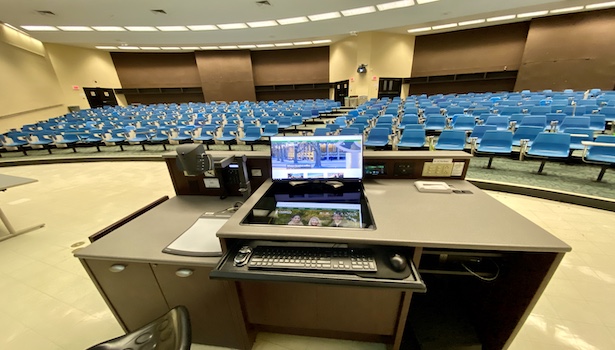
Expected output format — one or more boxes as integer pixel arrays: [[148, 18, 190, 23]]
[[95, 46, 117, 49], [341, 6, 377, 16], [486, 15, 516, 22], [416, 0, 439, 4], [550, 6, 584, 14], [160, 47, 181, 50], [407, 27, 431, 33], [140, 47, 161, 50], [157, 26, 188, 31], [586, 1, 615, 9], [217, 23, 248, 30], [118, 46, 140, 50], [57, 26, 93, 31], [92, 26, 125, 31], [458, 19, 485, 26], [21, 25, 58, 31], [247, 20, 278, 28], [432, 23, 457, 30], [256, 44, 275, 48], [312, 40, 332, 44], [181, 47, 200, 50], [125, 26, 158, 31], [187, 25, 218, 31], [200, 46, 219, 50], [277, 16, 309, 25], [377, 0, 415, 11], [293, 41, 312, 45], [219, 45, 238, 49], [274, 43, 293, 47], [308, 12, 342, 21], [517, 10, 548, 18], [238, 44, 257, 49]]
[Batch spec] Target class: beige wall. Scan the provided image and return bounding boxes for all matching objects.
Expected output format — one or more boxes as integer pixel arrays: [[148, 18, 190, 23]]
[[46, 43, 126, 109], [0, 26, 65, 132], [329, 32, 414, 99]]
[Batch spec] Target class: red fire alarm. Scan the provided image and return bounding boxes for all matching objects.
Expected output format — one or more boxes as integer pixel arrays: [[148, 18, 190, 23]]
[[372, 76, 378, 81], [72, 85, 80, 91]]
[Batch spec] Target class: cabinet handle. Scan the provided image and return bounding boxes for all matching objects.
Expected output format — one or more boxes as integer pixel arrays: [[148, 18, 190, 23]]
[[109, 264, 126, 273], [175, 269, 194, 278]]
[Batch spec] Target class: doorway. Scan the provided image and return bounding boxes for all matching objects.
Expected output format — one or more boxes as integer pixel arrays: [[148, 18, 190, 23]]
[[83, 88, 119, 108], [378, 78, 402, 99], [333, 80, 349, 104]]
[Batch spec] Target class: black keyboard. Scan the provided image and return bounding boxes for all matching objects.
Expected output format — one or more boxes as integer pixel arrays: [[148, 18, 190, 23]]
[[247, 246, 377, 272]]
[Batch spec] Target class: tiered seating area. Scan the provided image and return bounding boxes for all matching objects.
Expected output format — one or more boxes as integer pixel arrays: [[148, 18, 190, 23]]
[[2, 90, 615, 182], [0, 99, 341, 155]]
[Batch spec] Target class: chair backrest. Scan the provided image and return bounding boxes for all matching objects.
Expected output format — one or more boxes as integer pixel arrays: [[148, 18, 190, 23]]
[[559, 116, 590, 132], [512, 126, 543, 145], [435, 130, 467, 150], [366, 127, 390, 140], [519, 115, 547, 129], [529, 106, 551, 115], [468, 125, 497, 143], [529, 132, 571, 154], [340, 127, 361, 135], [586, 135, 615, 160], [87, 305, 191, 350], [399, 129, 425, 144], [478, 130, 513, 152], [452, 115, 475, 130], [244, 126, 262, 137], [565, 127, 594, 149], [484, 115, 510, 130], [587, 114, 606, 130], [424, 115, 446, 129]]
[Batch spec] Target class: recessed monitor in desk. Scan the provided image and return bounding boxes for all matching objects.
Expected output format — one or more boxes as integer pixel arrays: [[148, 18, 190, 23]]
[[270, 134, 363, 182], [274, 201, 362, 228]]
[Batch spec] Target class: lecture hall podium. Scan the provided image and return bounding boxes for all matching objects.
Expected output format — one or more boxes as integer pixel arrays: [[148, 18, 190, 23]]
[[75, 150, 570, 349]]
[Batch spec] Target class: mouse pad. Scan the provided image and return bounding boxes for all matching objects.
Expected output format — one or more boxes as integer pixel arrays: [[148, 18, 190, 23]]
[[355, 250, 413, 280]]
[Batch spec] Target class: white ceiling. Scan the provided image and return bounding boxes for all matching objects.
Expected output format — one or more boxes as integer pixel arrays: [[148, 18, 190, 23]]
[[0, 0, 611, 51]]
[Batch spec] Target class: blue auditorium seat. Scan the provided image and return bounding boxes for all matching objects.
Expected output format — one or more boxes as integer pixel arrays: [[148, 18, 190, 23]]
[[524, 132, 571, 174], [474, 130, 513, 168], [582, 135, 615, 181]]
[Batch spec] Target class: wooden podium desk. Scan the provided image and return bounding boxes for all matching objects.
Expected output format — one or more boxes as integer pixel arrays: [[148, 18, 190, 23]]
[[74, 177, 569, 350]]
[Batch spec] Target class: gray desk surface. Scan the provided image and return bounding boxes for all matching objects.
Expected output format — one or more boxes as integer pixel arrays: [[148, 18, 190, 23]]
[[76, 179, 569, 266], [0, 174, 37, 190], [218, 179, 571, 253]]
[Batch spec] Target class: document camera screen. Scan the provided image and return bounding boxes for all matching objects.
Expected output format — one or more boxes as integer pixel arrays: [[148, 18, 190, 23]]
[[273, 201, 362, 228]]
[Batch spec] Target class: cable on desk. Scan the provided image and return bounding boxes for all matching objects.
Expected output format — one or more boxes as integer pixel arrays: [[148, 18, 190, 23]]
[[461, 259, 500, 282]]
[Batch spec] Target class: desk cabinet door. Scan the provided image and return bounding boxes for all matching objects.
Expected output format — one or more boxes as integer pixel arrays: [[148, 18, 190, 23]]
[[83, 259, 169, 331], [152, 264, 248, 349]]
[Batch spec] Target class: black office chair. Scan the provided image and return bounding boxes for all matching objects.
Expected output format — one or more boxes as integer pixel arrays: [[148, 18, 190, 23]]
[[87, 305, 191, 350]]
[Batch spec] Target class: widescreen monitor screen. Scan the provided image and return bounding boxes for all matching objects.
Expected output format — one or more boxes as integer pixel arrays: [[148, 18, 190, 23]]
[[270, 134, 363, 181], [274, 201, 362, 228]]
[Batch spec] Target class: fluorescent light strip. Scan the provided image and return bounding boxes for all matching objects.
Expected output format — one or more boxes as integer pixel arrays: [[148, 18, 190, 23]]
[[256, 44, 275, 48], [57, 26, 93, 31], [217, 23, 248, 30], [187, 25, 218, 31], [550, 6, 584, 14], [312, 39, 332, 44], [517, 10, 548, 18], [416, 0, 439, 4], [586, 1, 615, 9], [125, 26, 158, 31], [200, 46, 219, 50], [181, 47, 200, 50], [95, 46, 117, 50], [377, 0, 415, 11], [277, 16, 309, 25], [160, 47, 181, 50], [407, 27, 431, 33], [341, 6, 376, 17], [486, 15, 516, 22], [293, 41, 312, 45], [140, 47, 161, 50], [118, 46, 140, 50], [219, 45, 238, 49], [274, 43, 293, 47], [21, 25, 58, 31], [92, 26, 125, 31], [247, 20, 278, 28], [308, 12, 342, 21], [432, 23, 457, 30], [238, 45, 256, 49], [157, 26, 188, 31], [459, 19, 485, 26]]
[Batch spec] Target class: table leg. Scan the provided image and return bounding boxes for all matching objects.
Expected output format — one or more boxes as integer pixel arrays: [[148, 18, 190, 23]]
[[0, 207, 45, 241]]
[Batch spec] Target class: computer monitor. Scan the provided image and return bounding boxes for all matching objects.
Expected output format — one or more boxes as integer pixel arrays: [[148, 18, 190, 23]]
[[270, 134, 363, 182], [273, 201, 362, 228]]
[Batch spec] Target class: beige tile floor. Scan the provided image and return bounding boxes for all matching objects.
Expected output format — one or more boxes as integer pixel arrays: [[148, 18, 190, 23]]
[[0, 162, 613, 350]]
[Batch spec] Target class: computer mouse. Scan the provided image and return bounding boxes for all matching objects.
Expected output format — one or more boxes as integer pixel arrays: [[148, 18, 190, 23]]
[[389, 253, 408, 272]]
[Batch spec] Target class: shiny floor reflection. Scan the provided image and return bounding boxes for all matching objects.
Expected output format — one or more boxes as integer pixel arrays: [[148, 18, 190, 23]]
[[0, 162, 613, 349]]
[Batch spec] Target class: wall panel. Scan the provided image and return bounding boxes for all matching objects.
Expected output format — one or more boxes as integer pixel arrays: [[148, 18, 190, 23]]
[[111, 52, 201, 88], [412, 23, 529, 77], [195, 50, 256, 102], [515, 9, 615, 91], [251, 47, 329, 86]]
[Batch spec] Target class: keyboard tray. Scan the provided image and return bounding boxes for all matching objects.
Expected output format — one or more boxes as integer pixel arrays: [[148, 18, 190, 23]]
[[210, 240, 426, 291]]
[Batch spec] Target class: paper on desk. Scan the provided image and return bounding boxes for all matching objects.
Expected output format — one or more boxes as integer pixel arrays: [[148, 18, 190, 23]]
[[162, 217, 227, 257]]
